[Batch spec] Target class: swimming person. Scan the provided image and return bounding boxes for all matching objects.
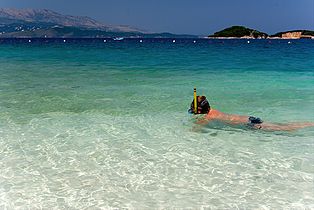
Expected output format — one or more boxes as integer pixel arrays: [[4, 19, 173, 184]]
[[190, 96, 314, 131]]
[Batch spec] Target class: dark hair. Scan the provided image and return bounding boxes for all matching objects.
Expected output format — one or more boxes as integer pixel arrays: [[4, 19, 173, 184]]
[[189, 95, 210, 114]]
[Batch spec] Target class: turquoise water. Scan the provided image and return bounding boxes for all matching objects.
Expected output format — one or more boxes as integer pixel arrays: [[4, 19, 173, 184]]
[[0, 38, 314, 209]]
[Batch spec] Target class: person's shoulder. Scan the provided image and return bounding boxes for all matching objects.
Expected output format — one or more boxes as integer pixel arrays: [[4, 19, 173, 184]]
[[208, 108, 223, 116], [205, 108, 217, 118]]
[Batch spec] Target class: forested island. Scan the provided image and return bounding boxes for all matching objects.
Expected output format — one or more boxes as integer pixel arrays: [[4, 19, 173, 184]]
[[208, 26, 314, 39]]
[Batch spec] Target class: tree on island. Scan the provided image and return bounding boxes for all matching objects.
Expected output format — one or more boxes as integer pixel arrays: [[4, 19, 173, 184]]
[[209, 26, 268, 38]]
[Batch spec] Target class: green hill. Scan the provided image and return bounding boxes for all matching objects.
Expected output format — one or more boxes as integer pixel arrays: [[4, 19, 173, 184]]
[[209, 26, 268, 38]]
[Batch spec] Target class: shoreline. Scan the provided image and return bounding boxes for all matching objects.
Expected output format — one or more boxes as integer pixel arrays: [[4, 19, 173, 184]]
[[0, 37, 313, 40], [206, 36, 314, 40]]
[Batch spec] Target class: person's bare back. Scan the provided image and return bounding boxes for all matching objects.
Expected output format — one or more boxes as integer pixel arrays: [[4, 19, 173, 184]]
[[205, 109, 248, 124]]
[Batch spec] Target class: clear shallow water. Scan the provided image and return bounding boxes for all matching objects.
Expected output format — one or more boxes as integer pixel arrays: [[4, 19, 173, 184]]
[[0, 38, 314, 209]]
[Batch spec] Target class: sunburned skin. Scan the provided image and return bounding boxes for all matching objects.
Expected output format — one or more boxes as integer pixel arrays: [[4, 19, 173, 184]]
[[205, 109, 248, 124], [197, 108, 314, 131]]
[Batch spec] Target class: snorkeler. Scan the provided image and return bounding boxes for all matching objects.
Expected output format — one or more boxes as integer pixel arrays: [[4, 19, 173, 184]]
[[190, 96, 314, 131]]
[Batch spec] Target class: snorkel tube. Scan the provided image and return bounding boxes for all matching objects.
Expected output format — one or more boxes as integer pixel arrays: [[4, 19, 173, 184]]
[[188, 88, 210, 115], [193, 87, 197, 114]]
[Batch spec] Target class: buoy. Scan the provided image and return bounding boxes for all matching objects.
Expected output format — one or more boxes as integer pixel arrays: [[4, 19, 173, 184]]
[[193, 40, 196, 43], [139, 40, 143, 43], [63, 39, 66, 43], [288, 41, 291, 44], [28, 39, 31, 43], [172, 40, 176, 43], [104, 40, 106, 42], [247, 40, 250, 44]]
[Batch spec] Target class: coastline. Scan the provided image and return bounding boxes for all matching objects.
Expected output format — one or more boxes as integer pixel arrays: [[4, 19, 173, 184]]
[[206, 36, 314, 40]]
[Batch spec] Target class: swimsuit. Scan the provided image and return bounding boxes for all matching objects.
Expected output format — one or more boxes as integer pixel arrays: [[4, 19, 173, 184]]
[[248, 116, 263, 129]]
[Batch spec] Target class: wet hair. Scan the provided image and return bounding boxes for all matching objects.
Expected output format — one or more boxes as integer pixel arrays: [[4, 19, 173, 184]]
[[199, 96, 210, 113], [189, 95, 211, 114]]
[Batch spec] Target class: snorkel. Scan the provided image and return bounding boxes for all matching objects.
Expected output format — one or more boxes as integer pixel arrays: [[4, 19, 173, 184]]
[[194, 87, 197, 114], [188, 87, 198, 114]]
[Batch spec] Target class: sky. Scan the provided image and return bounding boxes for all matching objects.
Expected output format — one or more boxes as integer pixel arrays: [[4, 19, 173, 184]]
[[0, 0, 313, 35]]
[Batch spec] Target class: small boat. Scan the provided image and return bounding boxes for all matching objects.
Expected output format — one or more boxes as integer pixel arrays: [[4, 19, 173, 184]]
[[113, 37, 124, 41]]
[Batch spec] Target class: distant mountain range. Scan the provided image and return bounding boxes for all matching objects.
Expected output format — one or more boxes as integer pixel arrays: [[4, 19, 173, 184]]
[[1, 9, 313, 39], [0, 8, 196, 38]]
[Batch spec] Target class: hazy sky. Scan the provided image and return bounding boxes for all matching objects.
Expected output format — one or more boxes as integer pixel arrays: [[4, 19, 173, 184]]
[[1, 0, 313, 35]]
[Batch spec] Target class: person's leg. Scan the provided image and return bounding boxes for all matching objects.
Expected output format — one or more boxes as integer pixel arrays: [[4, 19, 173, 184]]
[[260, 122, 314, 131]]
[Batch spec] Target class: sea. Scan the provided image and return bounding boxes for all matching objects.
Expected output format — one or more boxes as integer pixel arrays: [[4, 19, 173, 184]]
[[0, 38, 313, 209]]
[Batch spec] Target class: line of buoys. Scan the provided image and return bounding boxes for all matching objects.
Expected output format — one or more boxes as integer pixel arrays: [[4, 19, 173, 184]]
[[21, 39, 298, 45]]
